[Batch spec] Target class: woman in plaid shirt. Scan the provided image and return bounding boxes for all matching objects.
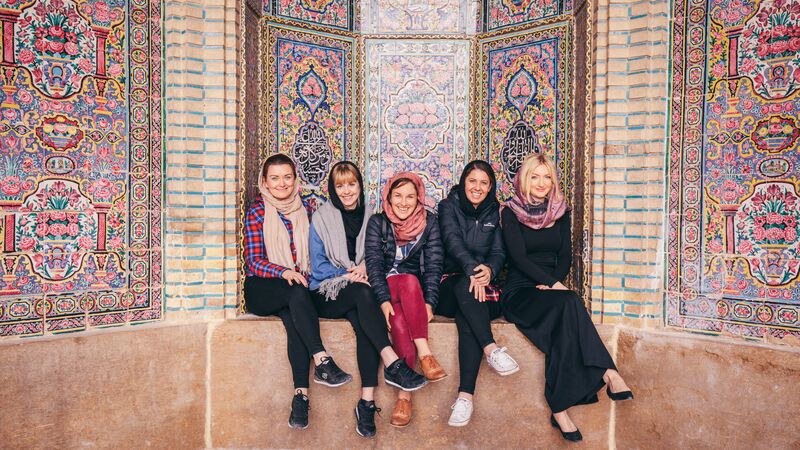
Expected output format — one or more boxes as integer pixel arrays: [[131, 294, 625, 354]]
[[243, 154, 352, 430]]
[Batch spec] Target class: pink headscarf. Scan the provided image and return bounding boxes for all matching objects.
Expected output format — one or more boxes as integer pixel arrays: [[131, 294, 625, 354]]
[[504, 166, 568, 229], [382, 172, 427, 246]]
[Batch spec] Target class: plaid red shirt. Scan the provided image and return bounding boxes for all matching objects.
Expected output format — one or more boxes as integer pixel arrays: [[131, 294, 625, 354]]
[[244, 196, 314, 279]]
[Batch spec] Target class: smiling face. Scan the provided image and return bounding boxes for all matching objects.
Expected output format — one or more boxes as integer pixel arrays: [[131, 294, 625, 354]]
[[527, 163, 553, 203], [334, 173, 360, 210], [389, 181, 418, 221], [464, 168, 491, 208], [264, 163, 296, 201]]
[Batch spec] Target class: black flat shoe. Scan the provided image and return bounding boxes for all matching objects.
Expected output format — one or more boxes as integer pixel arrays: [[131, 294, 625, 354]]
[[606, 385, 634, 401], [550, 415, 582, 442]]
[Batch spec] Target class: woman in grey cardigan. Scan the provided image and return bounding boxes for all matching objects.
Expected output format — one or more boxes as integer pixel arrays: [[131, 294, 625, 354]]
[[309, 161, 427, 438]]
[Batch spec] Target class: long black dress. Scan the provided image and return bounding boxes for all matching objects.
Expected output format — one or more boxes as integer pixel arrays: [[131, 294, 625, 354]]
[[501, 208, 616, 413]]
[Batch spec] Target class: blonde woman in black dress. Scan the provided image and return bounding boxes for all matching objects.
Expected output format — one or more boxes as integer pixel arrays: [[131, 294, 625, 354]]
[[501, 153, 633, 442]]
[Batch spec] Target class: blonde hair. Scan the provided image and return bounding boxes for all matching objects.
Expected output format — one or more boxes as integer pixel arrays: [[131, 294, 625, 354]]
[[331, 163, 359, 186], [518, 153, 558, 203]]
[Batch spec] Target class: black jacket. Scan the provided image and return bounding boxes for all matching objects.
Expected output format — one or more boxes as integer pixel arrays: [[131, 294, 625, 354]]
[[364, 211, 444, 307], [437, 188, 505, 279]]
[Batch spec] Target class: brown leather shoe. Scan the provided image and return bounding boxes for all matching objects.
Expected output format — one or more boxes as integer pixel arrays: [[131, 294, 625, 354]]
[[420, 354, 448, 382], [390, 397, 412, 427]]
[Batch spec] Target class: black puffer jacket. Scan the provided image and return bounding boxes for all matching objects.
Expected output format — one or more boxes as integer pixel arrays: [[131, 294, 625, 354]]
[[364, 211, 444, 307], [437, 187, 505, 279]]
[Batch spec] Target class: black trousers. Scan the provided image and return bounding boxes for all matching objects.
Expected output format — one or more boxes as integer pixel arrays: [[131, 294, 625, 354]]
[[311, 282, 391, 388], [437, 275, 502, 395], [504, 287, 616, 413], [244, 276, 326, 389]]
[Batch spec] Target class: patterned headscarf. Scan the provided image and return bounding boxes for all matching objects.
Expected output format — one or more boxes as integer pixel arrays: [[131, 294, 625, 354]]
[[382, 172, 427, 246], [504, 164, 568, 229]]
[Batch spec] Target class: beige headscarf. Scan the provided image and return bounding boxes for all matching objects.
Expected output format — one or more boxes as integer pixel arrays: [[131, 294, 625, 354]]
[[258, 168, 310, 274]]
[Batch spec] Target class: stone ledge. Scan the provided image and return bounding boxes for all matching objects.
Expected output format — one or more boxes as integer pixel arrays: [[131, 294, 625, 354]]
[[0, 323, 208, 449], [235, 312, 512, 324], [210, 320, 800, 449], [2, 320, 798, 449], [210, 319, 614, 448], [615, 327, 800, 450]]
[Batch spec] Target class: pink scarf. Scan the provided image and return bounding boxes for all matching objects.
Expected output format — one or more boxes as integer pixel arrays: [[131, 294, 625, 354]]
[[504, 167, 568, 229], [382, 172, 427, 246]]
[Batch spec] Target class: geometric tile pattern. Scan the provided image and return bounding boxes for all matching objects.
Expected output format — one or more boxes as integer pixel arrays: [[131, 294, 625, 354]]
[[478, 23, 572, 203], [0, 0, 163, 336], [361, 0, 469, 34], [485, 0, 564, 32], [263, 24, 355, 208], [667, 0, 800, 338], [363, 39, 471, 209], [271, 0, 352, 31]]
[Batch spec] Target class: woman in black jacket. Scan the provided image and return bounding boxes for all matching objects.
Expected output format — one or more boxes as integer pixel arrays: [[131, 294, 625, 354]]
[[364, 171, 445, 427], [502, 153, 632, 442], [436, 160, 520, 427]]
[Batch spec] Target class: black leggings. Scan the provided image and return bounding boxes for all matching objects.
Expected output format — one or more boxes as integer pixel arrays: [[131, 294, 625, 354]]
[[437, 275, 502, 395], [311, 282, 391, 388], [244, 276, 326, 389]]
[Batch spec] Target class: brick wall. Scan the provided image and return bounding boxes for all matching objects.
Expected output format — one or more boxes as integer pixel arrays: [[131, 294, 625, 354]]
[[163, 0, 240, 319], [590, 0, 671, 326]]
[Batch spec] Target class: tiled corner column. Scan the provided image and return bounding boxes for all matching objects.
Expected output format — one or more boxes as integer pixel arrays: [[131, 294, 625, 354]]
[[590, 0, 670, 327], [163, 0, 241, 319]]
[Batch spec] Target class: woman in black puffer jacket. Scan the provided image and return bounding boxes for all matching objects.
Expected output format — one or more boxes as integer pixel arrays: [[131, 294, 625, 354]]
[[436, 160, 520, 427], [364, 171, 445, 427]]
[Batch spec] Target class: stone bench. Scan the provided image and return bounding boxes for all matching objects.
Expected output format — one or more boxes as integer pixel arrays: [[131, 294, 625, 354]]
[[211, 317, 615, 448], [2, 318, 798, 449]]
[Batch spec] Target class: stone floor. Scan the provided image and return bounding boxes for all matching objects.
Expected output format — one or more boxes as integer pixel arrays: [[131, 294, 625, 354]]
[[1, 318, 799, 449]]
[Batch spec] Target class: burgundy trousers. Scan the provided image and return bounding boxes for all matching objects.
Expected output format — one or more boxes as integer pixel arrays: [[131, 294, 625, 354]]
[[387, 274, 429, 368]]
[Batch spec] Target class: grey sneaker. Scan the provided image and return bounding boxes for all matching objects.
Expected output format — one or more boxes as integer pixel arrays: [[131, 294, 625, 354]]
[[448, 397, 473, 427], [486, 347, 519, 376]]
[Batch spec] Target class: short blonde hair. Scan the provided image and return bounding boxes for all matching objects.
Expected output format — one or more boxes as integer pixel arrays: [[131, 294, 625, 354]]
[[517, 153, 558, 203], [331, 163, 359, 186]]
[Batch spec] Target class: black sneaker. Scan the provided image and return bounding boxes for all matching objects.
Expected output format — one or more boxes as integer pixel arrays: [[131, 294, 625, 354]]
[[313, 356, 353, 387], [384, 359, 427, 392], [288, 389, 309, 429], [354, 399, 381, 438]]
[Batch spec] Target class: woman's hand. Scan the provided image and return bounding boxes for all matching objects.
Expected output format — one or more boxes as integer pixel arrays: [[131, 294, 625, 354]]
[[469, 276, 487, 302], [381, 302, 394, 331], [537, 282, 569, 290], [473, 283, 487, 302], [348, 262, 368, 279], [472, 264, 492, 286], [282, 270, 308, 287], [426, 303, 434, 322], [344, 271, 370, 285]]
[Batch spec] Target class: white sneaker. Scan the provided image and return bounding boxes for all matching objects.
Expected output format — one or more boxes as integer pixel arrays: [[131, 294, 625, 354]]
[[448, 397, 473, 427], [486, 347, 519, 376]]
